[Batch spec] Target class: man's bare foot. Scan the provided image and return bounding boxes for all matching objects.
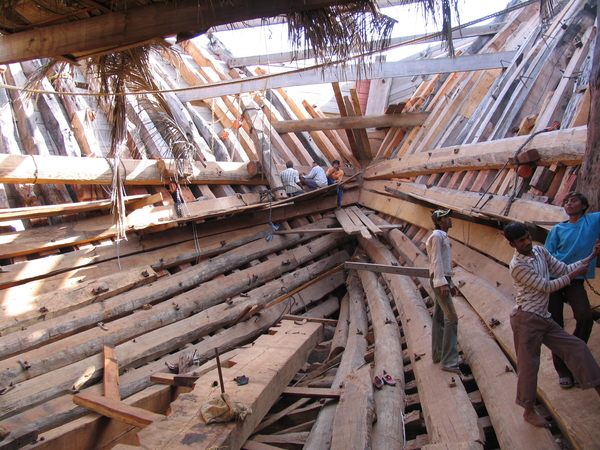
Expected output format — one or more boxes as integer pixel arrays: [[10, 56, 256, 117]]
[[523, 408, 550, 428]]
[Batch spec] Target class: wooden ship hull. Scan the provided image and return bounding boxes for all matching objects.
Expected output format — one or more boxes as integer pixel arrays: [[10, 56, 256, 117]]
[[1, 1, 600, 449]]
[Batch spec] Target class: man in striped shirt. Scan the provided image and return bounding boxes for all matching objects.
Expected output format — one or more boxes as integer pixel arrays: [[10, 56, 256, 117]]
[[280, 161, 304, 197], [504, 222, 600, 428]]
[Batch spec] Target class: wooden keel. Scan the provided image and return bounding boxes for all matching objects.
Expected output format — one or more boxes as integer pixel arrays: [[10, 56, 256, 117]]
[[135, 319, 324, 450]]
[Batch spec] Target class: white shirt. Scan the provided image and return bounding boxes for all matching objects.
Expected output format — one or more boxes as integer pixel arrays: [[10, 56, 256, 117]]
[[425, 229, 454, 288]]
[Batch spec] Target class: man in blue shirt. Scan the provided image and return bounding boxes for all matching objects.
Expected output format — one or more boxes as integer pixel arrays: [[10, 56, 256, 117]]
[[545, 192, 600, 389]]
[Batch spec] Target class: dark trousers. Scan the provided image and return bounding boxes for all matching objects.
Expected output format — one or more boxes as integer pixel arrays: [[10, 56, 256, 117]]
[[327, 178, 343, 206], [548, 280, 594, 378], [510, 309, 600, 409]]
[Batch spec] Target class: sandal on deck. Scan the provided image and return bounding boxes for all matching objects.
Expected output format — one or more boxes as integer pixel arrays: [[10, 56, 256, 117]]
[[559, 377, 574, 389], [441, 366, 462, 375]]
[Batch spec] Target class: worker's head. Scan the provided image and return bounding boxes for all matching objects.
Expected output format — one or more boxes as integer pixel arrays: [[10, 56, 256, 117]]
[[431, 209, 452, 230], [332, 160, 340, 169], [312, 161, 319, 167], [563, 192, 589, 215], [286, 161, 294, 168], [503, 222, 533, 255]]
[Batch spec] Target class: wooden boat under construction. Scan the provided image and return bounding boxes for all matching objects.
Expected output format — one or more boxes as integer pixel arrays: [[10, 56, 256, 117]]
[[1, 0, 600, 449]]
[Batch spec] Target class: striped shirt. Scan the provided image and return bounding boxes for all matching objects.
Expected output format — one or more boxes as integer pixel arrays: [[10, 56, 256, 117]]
[[509, 245, 582, 318], [280, 167, 302, 194]]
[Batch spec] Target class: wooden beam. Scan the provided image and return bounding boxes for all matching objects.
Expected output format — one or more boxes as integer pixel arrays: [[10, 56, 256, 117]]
[[102, 345, 120, 401], [0, 194, 153, 221], [282, 387, 342, 398], [0, 0, 362, 64], [344, 261, 429, 278], [364, 126, 587, 180], [175, 52, 517, 102], [0, 154, 266, 186], [272, 112, 428, 133], [227, 23, 506, 67], [135, 320, 323, 450]]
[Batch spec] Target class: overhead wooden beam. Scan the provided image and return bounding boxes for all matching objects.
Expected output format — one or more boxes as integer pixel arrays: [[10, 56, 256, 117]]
[[175, 52, 517, 102], [0, 154, 266, 186], [0, 0, 361, 64], [363, 126, 587, 180], [271, 112, 428, 133], [227, 23, 506, 67]]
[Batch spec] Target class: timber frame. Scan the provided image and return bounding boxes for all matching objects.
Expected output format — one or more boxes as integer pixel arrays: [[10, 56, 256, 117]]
[[1, 1, 600, 450]]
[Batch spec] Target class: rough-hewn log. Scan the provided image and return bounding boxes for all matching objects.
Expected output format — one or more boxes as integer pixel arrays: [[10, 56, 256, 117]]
[[0, 271, 345, 447], [0, 252, 348, 420], [304, 270, 368, 450], [0, 154, 265, 185], [359, 237, 485, 446], [356, 257, 405, 449], [453, 296, 560, 449], [330, 365, 375, 450], [364, 126, 587, 180]]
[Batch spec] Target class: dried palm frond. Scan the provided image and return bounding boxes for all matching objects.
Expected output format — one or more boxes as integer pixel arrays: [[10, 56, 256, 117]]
[[286, 0, 396, 75], [86, 43, 198, 239]]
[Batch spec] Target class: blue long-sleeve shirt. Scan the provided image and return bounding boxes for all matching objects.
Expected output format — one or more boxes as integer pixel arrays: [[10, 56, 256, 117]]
[[545, 212, 600, 279]]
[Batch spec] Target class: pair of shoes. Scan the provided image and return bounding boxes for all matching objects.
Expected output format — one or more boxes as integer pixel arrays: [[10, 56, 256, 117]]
[[558, 377, 574, 389], [441, 366, 462, 375], [373, 374, 397, 389]]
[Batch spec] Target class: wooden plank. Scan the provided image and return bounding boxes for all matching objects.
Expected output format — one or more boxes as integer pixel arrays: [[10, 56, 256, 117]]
[[349, 206, 382, 234], [282, 387, 342, 398], [358, 188, 515, 266], [103, 345, 120, 401], [364, 126, 587, 180], [0, 223, 268, 292], [366, 179, 568, 230], [135, 320, 323, 450], [345, 262, 429, 278], [73, 390, 163, 428], [334, 208, 362, 235], [0, 193, 264, 259], [332, 82, 360, 158]]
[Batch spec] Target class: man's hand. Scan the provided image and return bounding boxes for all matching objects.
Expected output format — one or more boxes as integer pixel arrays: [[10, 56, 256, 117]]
[[570, 263, 589, 280], [440, 285, 450, 298], [592, 238, 600, 257]]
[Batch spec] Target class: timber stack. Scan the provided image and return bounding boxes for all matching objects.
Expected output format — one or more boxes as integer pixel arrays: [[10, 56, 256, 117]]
[[0, 1, 599, 449]]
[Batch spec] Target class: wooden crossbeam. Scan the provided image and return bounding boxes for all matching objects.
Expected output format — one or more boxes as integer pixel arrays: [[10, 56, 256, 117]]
[[344, 262, 429, 278], [271, 112, 428, 133], [72, 391, 163, 428]]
